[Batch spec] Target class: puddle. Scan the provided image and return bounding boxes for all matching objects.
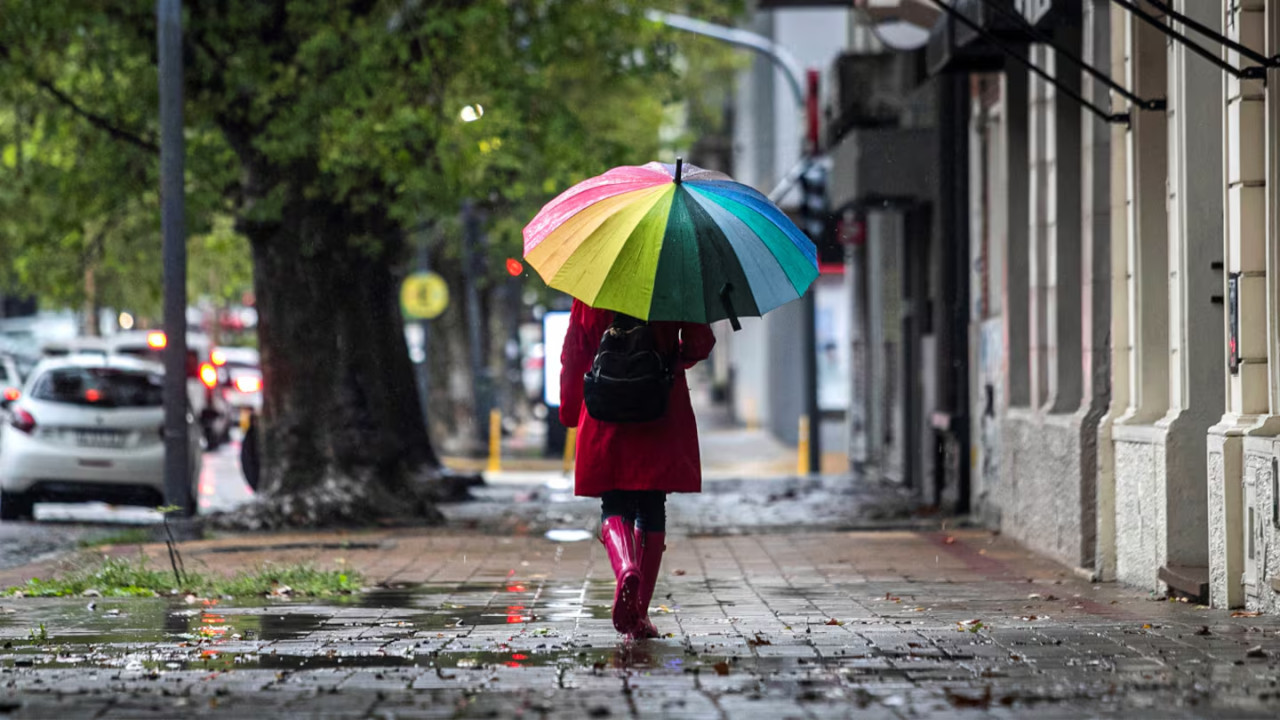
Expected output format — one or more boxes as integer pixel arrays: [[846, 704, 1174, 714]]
[[0, 579, 626, 671]]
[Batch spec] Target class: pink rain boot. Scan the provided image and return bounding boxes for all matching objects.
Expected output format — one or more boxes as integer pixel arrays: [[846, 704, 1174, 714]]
[[601, 516, 642, 634], [630, 528, 665, 639]]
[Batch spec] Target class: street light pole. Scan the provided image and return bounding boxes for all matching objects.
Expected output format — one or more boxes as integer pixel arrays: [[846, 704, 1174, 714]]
[[158, 0, 193, 516], [461, 201, 490, 451], [648, 10, 822, 474]]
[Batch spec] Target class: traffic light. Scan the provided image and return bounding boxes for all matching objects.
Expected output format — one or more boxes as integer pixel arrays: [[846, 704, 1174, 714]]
[[799, 161, 841, 264], [799, 162, 828, 242]]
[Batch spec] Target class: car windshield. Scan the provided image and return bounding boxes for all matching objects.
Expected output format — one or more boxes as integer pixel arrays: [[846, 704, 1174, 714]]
[[30, 367, 164, 408]]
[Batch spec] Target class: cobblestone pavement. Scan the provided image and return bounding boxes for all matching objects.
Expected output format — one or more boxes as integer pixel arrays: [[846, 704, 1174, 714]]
[[0, 528, 1279, 718]]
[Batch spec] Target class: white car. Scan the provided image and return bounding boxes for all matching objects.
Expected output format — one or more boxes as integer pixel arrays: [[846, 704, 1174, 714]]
[[0, 354, 202, 521], [105, 331, 234, 450]]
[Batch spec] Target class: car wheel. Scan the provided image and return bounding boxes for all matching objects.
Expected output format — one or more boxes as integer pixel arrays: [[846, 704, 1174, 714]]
[[0, 490, 34, 521]]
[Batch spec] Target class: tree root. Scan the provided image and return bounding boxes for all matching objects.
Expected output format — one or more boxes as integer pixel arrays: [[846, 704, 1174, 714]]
[[207, 466, 480, 531]]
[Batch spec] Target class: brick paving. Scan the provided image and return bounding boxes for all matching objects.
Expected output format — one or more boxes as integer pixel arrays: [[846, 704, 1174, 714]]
[[0, 527, 1279, 718]]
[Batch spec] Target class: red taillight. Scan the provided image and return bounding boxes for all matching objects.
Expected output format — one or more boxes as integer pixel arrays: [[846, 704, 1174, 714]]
[[199, 363, 218, 389], [1, 387, 18, 402], [233, 376, 261, 394], [85, 388, 101, 403], [211, 349, 226, 366], [10, 408, 35, 434]]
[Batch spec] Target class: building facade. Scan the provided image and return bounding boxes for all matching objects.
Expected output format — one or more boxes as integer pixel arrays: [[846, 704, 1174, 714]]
[[836, 0, 1280, 612]]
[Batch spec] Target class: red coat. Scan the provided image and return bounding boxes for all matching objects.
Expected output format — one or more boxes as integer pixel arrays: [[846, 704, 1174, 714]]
[[559, 300, 716, 497]]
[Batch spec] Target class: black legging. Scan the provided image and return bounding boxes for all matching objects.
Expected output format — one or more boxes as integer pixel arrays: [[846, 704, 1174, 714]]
[[600, 490, 667, 533]]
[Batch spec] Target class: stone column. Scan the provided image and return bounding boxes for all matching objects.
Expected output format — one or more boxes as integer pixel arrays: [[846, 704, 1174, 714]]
[[1111, 4, 1171, 592], [1095, 1, 1131, 582], [1152, 0, 1225, 590], [1208, 0, 1272, 610]]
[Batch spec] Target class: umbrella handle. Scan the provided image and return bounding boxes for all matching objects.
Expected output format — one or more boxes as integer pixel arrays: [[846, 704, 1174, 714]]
[[720, 283, 742, 332]]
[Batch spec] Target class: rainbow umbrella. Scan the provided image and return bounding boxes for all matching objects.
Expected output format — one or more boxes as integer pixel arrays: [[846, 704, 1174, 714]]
[[523, 159, 818, 330]]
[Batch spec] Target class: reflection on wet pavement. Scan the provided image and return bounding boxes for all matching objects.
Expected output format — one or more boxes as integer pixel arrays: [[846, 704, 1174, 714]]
[[2, 530, 1280, 718]]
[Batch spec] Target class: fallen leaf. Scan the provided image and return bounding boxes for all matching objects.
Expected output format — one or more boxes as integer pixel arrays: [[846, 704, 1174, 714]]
[[944, 536, 956, 545], [825, 618, 844, 626], [1194, 626, 1211, 636], [1020, 616, 1039, 622], [1141, 624, 1152, 629], [672, 569, 687, 576], [747, 633, 771, 647], [1232, 610, 1263, 618], [1027, 593, 1042, 600], [944, 687, 991, 708], [978, 549, 988, 555], [712, 661, 730, 676]]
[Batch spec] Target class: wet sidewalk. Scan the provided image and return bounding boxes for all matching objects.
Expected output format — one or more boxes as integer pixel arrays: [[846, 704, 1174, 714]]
[[1, 525, 1279, 718]]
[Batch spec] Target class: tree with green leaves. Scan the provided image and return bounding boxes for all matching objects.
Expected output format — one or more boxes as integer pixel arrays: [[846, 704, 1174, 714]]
[[0, 0, 741, 526]]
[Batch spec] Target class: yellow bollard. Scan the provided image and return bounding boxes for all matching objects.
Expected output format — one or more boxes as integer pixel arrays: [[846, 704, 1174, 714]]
[[487, 409, 502, 473], [563, 427, 577, 475], [797, 415, 810, 476], [744, 396, 759, 432]]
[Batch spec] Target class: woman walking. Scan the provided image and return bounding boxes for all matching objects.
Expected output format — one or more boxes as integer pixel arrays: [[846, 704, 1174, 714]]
[[559, 299, 715, 639]]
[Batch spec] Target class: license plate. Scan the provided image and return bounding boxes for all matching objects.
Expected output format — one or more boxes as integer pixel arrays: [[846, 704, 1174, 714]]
[[75, 430, 126, 449]]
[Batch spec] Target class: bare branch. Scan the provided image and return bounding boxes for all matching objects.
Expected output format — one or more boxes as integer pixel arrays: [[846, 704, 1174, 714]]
[[33, 78, 159, 155]]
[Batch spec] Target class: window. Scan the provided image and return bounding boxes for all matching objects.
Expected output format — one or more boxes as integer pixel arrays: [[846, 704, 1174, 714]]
[[31, 368, 164, 408]]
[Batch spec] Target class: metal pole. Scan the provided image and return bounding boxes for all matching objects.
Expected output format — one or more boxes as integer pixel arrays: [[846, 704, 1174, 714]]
[[461, 201, 489, 450], [158, 0, 192, 516], [415, 232, 431, 431], [802, 70, 821, 476]]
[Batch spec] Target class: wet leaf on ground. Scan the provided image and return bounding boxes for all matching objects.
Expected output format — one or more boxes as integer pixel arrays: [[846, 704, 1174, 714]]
[[712, 661, 730, 676], [1232, 610, 1263, 618], [747, 633, 771, 647], [671, 569, 686, 576], [945, 687, 992, 708], [825, 619, 843, 626]]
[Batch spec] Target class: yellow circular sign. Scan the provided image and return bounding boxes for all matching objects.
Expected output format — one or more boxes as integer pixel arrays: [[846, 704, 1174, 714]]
[[402, 272, 449, 320]]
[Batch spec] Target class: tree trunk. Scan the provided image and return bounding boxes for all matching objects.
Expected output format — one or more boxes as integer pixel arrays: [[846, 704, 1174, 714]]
[[232, 195, 455, 528]]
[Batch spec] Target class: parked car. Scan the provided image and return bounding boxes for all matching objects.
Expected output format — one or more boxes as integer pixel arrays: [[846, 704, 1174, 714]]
[[0, 354, 202, 520], [104, 331, 234, 450], [0, 354, 22, 412]]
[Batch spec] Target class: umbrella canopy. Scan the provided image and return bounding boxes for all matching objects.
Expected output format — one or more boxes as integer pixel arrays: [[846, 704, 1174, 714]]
[[523, 160, 818, 328]]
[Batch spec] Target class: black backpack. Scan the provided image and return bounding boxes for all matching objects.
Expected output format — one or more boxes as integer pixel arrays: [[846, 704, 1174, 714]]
[[583, 313, 673, 423]]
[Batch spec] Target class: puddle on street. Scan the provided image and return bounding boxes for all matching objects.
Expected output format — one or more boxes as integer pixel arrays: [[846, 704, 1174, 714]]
[[0, 580, 657, 672]]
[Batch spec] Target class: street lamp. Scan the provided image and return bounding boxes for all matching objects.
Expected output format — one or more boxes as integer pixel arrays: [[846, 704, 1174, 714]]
[[647, 9, 822, 474]]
